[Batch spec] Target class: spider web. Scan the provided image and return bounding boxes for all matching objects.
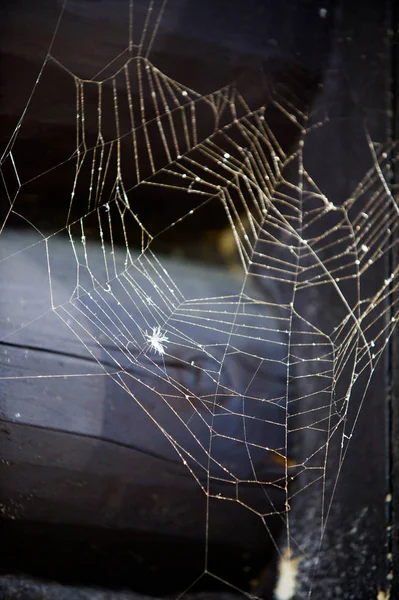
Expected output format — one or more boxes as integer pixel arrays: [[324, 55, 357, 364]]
[[0, 1, 396, 598]]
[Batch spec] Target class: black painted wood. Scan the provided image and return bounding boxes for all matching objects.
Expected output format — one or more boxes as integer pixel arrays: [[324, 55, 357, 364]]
[[0, 230, 287, 596], [390, 0, 399, 596], [265, 1, 393, 599]]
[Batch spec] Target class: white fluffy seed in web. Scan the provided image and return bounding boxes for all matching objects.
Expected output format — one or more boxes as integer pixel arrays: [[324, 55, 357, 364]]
[[144, 326, 169, 355]]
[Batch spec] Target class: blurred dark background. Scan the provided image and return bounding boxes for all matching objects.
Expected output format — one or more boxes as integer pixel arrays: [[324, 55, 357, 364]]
[[0, 0, 332, 263]]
